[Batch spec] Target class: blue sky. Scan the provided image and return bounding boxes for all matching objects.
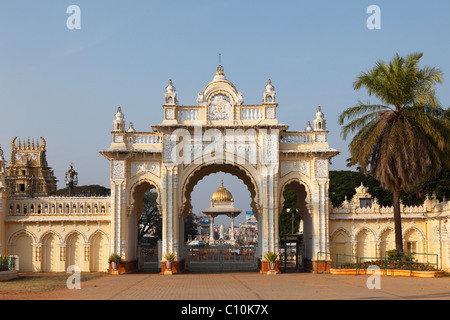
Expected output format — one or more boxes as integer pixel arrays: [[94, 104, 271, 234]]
[[1, 1, 449, 226]]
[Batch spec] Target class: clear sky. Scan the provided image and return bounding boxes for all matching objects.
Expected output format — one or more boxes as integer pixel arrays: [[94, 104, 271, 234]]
[[1, 1, 449, 227]]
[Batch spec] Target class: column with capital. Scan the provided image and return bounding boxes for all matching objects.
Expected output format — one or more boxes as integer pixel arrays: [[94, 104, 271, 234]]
[[209, 216, 215, 244], [230, 215, 235, 241]]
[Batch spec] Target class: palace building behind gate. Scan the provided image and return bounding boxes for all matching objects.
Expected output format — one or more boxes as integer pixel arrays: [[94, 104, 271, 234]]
[[0, 65, 448, 273]]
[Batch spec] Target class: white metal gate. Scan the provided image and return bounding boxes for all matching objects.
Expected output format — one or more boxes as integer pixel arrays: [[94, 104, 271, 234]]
[[185, 242, 259, 272], [138, 243, 160, 272]]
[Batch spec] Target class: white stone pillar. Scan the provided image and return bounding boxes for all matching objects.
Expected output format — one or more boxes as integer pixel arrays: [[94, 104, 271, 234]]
[[209, 216, 215, 243], [230, 215, 235, 240]]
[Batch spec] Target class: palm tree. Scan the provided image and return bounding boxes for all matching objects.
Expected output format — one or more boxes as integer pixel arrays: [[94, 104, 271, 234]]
[[339, 53, 450, 252]]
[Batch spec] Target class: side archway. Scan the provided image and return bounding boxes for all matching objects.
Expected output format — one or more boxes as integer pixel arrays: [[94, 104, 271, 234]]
[[127, 179, 161, 264], [278, 176, 313, 264]]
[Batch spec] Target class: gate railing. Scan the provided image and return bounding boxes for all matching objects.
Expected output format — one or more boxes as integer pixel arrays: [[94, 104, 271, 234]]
[[185, 243, 259, 271], [319, 251, 440, 275]]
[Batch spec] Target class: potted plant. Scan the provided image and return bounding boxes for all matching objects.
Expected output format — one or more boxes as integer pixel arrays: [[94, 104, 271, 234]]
[[163, 252, 176, 271], [108, 253, 122, 271], [264, 252, 279, 273]]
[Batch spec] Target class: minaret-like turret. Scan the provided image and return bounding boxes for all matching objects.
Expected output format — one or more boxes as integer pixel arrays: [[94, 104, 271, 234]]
[[313, 106, 326, 131], [164, 80, 178, 106], [113, 106, 125, 132]]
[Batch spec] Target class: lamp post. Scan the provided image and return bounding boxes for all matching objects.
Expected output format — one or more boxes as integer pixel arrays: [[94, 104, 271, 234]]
[[286, 208, 298, 234], [65, 163, 78, 196]]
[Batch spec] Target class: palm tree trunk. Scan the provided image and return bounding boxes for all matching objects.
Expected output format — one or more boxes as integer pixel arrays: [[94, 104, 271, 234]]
[[393, 184, 403, 252]]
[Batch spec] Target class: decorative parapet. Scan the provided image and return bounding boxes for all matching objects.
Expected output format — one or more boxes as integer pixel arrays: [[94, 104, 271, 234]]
[[109, 132, 163, 152], [5, 196, 111, 220], [330, 183, 450, 219]]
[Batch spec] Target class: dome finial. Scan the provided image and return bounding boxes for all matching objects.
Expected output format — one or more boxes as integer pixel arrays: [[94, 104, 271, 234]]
[[216, 53, 225, 75]]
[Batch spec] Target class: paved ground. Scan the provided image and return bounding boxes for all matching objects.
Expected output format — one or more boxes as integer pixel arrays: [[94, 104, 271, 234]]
[[2, 272, 449, 300]]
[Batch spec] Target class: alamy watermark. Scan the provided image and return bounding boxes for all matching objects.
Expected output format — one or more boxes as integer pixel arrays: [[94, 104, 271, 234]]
[[66, 5, 81, 30], [366, 265, 382, 290], [367, 5, 381, 30], [66, 265, 81, 290]]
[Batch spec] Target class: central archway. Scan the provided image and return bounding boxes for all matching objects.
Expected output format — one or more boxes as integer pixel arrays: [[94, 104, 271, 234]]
[[180, 163, 260, 218], [179, 162, 262, 271]]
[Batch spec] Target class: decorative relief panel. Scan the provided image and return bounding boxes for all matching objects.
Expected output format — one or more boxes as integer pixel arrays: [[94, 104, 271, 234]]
[[315, 159, 328, 178], [113, 135, 123, 143], [208, 95, 232, 121], [165, 109, 175, 120], [266, 107, 275, 119], [131, 161, 160, 177], [112, 160, 125, 180], [315, 134, 326, 142], [262, 132, 279, 164], [163, 135, 176, 163]]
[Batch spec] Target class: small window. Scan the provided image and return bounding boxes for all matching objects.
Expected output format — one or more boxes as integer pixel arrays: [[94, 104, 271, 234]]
[[19, 184, 25, 192]]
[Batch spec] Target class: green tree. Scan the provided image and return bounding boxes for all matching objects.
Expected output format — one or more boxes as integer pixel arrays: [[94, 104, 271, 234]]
[[339, 53, 449, 252], [57, 184, 110, 196], [279, 188, 302, 235], [138, 190, 162, 241], [184, 212, 199, 242]]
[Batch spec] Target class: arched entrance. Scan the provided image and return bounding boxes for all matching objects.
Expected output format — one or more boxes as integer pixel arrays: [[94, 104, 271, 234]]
[[279, 180, 311, 271], [180, 163, 261, 271], [129, 180, 161, 272]]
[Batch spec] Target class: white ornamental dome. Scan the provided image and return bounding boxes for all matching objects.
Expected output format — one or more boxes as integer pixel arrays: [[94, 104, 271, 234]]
[[265, 78, 274, 92], [115, 107, 124, 121], [166, 80, 176, 93], [315, 106, 324, 119]]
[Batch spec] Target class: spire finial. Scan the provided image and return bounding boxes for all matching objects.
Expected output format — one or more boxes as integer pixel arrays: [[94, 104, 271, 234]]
[[216, 53, 224, 75]]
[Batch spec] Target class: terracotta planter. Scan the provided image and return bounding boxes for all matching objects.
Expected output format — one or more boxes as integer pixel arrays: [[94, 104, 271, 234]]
[[260, 260, 279, 274]]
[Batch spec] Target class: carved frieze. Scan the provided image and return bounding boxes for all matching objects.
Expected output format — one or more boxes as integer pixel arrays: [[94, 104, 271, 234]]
[[131, 161, 161, 177], [280, 161, 310, 177]]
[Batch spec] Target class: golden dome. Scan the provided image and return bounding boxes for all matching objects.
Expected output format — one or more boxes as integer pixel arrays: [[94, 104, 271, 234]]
[[211, 180, 233, 202]]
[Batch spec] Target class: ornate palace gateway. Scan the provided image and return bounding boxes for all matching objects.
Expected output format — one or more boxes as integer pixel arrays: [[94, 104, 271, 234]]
[[98, 64, 339, 272], [1, 65, 447, 273]]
